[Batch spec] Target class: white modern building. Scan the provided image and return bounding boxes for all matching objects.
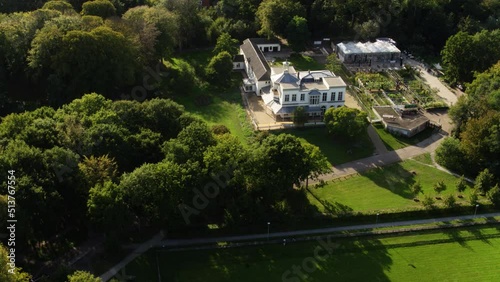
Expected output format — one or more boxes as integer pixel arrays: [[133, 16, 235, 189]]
[[335, 39, 402, 68], [261, 62, 347, 120]]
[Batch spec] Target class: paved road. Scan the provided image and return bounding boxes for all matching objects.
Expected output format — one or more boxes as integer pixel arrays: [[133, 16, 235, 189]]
[[159, 212, 500, 248], [99, 232, 164, 282], [315, 132, 445, 183], [406, 59, 458, 106]]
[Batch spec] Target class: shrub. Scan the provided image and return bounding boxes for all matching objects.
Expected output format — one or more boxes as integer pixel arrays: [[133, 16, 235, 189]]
[[211, 124, 230, 135], [422, 195, 435, 209], [410, 181, 423, 198], [469, 190, 479, 205], [444, 194, 456, 208], [433, 180, 447, 194], [487, 184, 500, 207], [474, 168, 495, 194], [456, 175, 467, 194]]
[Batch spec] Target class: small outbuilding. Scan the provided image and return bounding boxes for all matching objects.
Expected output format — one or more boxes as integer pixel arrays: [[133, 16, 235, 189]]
[[373, 105, 429, 138]]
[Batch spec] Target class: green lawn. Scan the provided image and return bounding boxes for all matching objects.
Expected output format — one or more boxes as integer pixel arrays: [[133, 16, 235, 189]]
[[308, 159, 478, 214], [274, 54, 325, 71], [373, 123, 437, 151], [119, 226, 500, 282], [167, 51, 254, 144], [411, 153, 433, 166], [272, 127, 374, 165]]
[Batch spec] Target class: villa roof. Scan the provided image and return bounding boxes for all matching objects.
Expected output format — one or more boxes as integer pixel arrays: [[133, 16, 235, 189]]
[[240, 39, 271, 81], [337, 40, 401, 55], [274, 72, 299, 84]]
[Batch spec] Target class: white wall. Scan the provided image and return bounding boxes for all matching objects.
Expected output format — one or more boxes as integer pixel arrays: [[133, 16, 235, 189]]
[[279, 87, 346, 107], [233, 62, 245, 70], [257, 44, 281, 52]]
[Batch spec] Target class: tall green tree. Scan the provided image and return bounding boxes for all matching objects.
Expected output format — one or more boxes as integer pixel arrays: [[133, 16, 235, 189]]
[[81, 0, 116, 18], [460, 111, 500, 174], [87, 180, 131, 235], [213, 32, 239, 56], [256, 0, 306, 38], [442, 30, 500, 84], [324, 107, 368, 140], [435, 137, 468, 173], [43, 0, 77, 13], [286, 16, 310, 52], [66, 270, 101, 282], [123, 5, 178, 59], [474, 168, 495, 194], [205, 51, 233, 86]]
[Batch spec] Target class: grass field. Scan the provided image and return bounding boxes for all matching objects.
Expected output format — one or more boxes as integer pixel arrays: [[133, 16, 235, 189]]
[[119, 226, 500, 281], [274, 54, 325, 71], [272, 127, 374, 165], [373, 123, 437, 151], [168, 51, 254, 144], [308, 159, 478, 214]]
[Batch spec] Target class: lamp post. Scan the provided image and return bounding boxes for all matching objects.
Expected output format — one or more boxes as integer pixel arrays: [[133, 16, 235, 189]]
[[376, 213, 380, 224], [267, 222, 270, 241], [474, 204, 479, 217]]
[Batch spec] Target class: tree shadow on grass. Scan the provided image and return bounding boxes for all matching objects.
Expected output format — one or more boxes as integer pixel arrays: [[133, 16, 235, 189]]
[[319, 199, 354, 216], [467, 226, 493, 246], [362, 164, 416, 199], [438, 222, 471, 249], [153, 236, 393, 282]]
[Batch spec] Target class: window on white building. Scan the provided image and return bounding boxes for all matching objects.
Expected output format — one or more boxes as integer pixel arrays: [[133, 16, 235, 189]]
[[322, 93, 327, 101], [285, 95, 290, 102], [292, 94, 297, 101], [300, 94, 305, 101], [310, 96, 319, 104], [338, 92, 343, 101], [330, 92, 335, 101]]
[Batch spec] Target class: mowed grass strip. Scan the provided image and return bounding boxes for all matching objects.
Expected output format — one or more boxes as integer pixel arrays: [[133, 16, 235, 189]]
[[308, 159, 475, 213], [120, 226, 500, 282], [373, 123, 436, 151]]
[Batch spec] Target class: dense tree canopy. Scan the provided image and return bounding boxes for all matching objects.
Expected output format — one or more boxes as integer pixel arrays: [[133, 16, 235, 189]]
[[0, 92, 332, 279], [205, 51, 234, 86], [324, 107, 368, 140], [81, 0, 116, 18], [441, 30, 500, 84], [66, 270, 101, 282], [437, 62, 500, 180], [256, 0, 306, 38], [286, 16, 310, 52]]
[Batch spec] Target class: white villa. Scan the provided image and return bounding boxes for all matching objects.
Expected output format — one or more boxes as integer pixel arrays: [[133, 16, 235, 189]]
[[239, 38, 347, 121]]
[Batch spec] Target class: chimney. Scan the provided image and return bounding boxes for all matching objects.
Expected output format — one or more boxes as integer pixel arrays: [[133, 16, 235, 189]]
[[283, 60, 289, 73], [297, 72, 300, 79]]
